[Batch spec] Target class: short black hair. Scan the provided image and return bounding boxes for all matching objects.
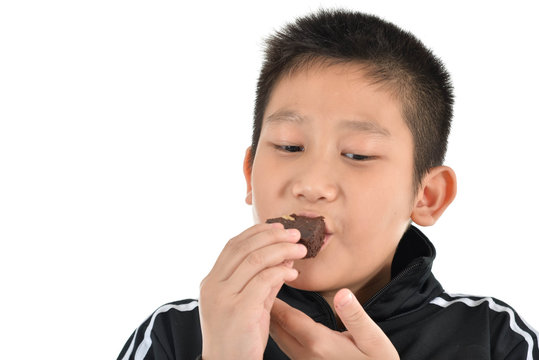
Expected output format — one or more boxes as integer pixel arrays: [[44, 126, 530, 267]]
[[249, 9, 453, 190]]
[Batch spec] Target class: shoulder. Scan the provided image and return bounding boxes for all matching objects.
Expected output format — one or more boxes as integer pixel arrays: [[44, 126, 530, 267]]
[[149, 298, 200, 321], [429, 292, 531, 327], [429, 292, 539, 359], [117, 299, 202, 360], [141, 298, 200, 333]]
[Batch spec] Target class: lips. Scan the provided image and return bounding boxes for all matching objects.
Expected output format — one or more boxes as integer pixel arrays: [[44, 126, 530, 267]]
[[324, 230, 334, 250]]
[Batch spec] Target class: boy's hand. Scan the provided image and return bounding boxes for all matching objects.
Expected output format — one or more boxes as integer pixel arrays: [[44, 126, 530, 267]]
[[198, 223, 306, 360], [270, 289, 400, 359]]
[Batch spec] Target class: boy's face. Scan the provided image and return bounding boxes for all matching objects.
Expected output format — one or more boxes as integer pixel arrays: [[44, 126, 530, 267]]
[[245, 63, 418, 298]]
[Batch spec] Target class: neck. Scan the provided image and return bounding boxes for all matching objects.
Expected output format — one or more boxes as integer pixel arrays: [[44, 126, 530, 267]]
[[320, 264, 392, 316]]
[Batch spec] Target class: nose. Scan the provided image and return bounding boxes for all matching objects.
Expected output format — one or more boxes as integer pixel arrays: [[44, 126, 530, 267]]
[[291, 159, 338, 203]]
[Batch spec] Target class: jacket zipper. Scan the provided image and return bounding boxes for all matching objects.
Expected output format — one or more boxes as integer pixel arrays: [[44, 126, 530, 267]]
[[307, 262, 425, 330], [311, 291, 339, 330], [364, 262, 424, 310]]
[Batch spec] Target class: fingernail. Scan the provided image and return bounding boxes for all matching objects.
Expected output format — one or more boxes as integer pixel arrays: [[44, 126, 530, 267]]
[[337, 290, 353, 308], [286, 228, 300, 238], [297, 242, 307, 251]]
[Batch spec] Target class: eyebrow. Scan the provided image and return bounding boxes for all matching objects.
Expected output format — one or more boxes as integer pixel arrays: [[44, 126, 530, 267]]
[[339, 119, 391, 137], [265, 110, 305, 124], [265, 110, 391, 137]]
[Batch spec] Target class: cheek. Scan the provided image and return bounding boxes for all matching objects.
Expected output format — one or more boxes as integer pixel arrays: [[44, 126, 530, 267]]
[[250, 172, 268, 223], [250, 154, 288, 222], [347, 166, 414, 227]]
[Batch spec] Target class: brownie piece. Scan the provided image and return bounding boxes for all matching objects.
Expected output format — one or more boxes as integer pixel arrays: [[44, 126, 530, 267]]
[[266, 214, 326, 258]]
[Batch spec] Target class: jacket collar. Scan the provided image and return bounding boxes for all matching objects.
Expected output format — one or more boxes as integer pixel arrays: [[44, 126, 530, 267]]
[[363, 225, 443, 322], [277, 225, 443, 327]]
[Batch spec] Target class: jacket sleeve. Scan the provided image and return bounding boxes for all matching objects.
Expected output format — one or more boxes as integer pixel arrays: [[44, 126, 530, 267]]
[[117, 327, 171, 360], [503, 339, 538, 360], [117, 299, 202, 360], [488, 298, 539, 360], [117, 330, 136, 360]]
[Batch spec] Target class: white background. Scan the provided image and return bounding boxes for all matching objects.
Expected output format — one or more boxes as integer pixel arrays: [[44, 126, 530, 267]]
[[1, 1, 538, 359]]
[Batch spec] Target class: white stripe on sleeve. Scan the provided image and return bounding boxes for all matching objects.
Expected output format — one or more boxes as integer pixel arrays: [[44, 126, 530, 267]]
[[120, 326, 139, 360], [122, 300, 199, 360], [430, 295, 535, 360]]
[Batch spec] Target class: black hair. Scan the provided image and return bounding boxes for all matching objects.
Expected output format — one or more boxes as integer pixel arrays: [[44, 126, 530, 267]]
[[249, 9, 453, 190]]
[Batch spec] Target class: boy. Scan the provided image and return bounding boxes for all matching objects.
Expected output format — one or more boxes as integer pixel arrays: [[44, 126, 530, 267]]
[[117, 9, 538, 359]]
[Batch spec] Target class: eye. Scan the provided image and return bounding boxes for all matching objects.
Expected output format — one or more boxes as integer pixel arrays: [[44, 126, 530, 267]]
[[343, 153, 372, 161], [276, 145, 304, 153]]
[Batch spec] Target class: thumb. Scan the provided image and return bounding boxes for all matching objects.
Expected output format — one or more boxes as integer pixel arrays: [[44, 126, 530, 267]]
[[334, 288, 398, 358]]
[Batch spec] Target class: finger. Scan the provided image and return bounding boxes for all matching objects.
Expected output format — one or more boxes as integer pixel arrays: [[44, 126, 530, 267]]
[[228, 241, 307, 294], [269, 300, 304, 358], [239, 264, 299, 309], [271, 299, 343, 359], [334, 288, 398, 358], [270, 298, 326, 347], [213, 223, 280, 273], [222, 226, 301, 282], [212, 224, 300, 281]]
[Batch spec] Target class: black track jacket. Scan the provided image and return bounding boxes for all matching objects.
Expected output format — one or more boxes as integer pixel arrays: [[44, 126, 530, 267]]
[[117, 226, 538, 359]]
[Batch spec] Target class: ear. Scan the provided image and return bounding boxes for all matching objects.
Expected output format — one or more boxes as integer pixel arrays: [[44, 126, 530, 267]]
[[243, 147, 253, 205], [411, 166, 457, 226]]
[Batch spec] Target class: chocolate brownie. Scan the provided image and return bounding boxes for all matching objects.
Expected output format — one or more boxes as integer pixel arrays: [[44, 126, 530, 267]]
[[266, 214, 326, 258]]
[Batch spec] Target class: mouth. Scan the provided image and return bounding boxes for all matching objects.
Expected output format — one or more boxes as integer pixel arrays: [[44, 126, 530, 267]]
[[320, 233, 332, 251]]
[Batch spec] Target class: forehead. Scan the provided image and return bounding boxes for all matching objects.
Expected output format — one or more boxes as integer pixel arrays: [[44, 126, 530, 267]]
[[263, 62, 409, 136]]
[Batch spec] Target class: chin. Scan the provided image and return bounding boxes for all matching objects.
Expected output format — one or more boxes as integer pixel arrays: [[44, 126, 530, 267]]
[[285, 271, 329, 292]]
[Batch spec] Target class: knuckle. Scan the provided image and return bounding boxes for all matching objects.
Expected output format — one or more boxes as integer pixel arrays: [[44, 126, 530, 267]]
[[347, 308, 365, 323], [199, 275, 223, 304], [262, 227, 282, 242], [199, 278, 210, 297], [256, 266, 283, 285], [255, 268, 271, 283], [269, 227, 286, 239], [339, 300, 366, 324], [224, 237, 241, 253], [273, 308, 289, 329], [199, 274, 210, 290], [246, 252, 265, 267], [308, 342, 327, 358], [229, 237, 255, 258]]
